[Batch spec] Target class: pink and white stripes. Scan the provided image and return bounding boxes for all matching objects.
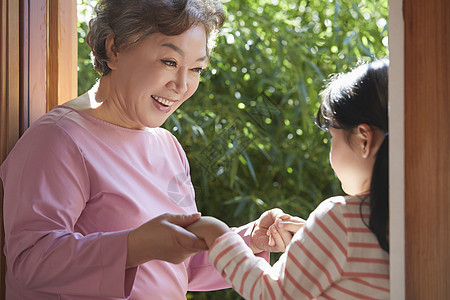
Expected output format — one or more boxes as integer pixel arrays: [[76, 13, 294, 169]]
[[208, 196, 389, 299]]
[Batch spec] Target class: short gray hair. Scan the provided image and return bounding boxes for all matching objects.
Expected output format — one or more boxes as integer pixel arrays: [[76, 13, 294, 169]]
[[86, 0, 225, 75]]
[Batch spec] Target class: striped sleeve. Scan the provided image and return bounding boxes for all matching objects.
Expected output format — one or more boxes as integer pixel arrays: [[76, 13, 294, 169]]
[[208, 199, 349, 300]]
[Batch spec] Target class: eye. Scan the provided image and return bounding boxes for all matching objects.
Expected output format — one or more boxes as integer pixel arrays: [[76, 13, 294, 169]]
[[191, 67, 204, 75], [161, 60, 177, 67]]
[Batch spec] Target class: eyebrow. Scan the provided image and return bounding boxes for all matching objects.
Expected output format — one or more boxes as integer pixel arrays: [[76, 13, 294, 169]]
[[161, 43, 207, 62]]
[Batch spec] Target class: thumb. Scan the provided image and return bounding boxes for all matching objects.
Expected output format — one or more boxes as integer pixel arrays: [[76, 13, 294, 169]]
[[179, 232, 208, 252], [165, 212, 202, 227]]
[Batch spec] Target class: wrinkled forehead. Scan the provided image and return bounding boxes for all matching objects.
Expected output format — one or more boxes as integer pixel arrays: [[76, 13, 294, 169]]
[[139, 25, 208, 61]]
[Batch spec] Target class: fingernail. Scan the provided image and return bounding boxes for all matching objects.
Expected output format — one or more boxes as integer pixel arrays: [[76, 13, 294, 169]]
[[277, 222, 284, 228]]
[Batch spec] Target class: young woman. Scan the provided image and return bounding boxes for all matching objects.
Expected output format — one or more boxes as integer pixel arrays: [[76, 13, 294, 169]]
[[187, 59, 390, 299]]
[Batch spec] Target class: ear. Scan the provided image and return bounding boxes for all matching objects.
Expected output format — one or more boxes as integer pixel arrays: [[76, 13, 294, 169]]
[[105, 35, 118, 70], [354, 124, 374, 159]]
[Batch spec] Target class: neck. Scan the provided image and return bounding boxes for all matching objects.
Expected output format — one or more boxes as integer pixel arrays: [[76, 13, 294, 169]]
[[86, 76, 144, 130]]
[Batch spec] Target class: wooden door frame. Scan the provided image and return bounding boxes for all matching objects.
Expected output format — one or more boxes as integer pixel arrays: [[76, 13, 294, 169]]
[[0, 1, 77, 298], [402, 0, 450, 298], [390, 0, 449, 298], [0, 0, 20, 295], [1, 1, 21, 297]]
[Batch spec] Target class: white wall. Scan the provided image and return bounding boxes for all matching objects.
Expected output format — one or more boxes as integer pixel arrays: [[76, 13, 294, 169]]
[[388, 0, 405, 298]]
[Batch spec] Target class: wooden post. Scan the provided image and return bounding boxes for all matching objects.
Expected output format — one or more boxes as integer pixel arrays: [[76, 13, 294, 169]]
[[47, 0, 78, 111], [27, 0, 47, 125], [1, 0, 21, 298], [404, 0, 450, 298], [0, 1, 77, 298]]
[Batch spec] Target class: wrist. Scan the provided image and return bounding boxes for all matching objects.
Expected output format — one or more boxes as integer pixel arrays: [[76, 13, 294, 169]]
[[126, 229, 139, 269], [126, 228, 153, 268], [207, 227, 230, 248]]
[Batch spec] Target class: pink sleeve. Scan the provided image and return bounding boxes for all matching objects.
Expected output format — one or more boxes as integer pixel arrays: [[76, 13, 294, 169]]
[[0, 123, 136, 297], [187, 221, 269, 291]]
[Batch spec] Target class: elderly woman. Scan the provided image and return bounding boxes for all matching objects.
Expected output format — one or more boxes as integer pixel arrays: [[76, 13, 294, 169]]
[[0, 0, 299, 299]]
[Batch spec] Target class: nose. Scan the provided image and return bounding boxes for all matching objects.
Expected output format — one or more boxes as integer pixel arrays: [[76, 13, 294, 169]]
[[170, 70, 188, 95]]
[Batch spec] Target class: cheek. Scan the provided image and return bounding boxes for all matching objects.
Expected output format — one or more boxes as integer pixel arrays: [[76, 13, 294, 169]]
[[188, 77, 200, 97], [329, 146, 337, 170], [168, 77, 200, 112], [329, 144, 346, 181]]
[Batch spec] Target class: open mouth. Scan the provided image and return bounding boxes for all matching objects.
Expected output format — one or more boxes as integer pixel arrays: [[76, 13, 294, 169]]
[[151, 95, 175, 107]]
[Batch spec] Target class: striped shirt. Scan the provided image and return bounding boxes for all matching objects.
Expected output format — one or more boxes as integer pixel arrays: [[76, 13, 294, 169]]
[[209, 196, 389, 299]]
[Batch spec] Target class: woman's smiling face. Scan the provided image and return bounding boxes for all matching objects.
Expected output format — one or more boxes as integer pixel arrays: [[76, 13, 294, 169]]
[[105, 24, 207, 129]]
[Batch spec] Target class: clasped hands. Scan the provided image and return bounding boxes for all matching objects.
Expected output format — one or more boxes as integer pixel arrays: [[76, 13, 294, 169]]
[[187, 209, 305, 253], [126, 209, 304, 269]]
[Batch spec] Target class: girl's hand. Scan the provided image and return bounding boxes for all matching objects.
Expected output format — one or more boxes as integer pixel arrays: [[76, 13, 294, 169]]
[[251, 209, 305, 253], [267, 215, 306, 248], [186, 216, 230, 248]]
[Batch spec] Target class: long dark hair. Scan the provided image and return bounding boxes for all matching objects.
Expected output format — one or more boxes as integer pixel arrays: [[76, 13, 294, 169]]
[[316, 59, 389, 252]]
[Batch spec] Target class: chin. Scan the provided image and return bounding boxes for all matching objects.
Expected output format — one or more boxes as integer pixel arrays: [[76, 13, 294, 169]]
[[145, 119, 167, 128], [145, 122, 163, 128], [343, 186, 368, 197], [342, 185, 355, 196]]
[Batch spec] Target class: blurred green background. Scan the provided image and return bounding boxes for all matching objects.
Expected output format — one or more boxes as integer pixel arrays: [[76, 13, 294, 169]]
[[77, 0, 388, 298]]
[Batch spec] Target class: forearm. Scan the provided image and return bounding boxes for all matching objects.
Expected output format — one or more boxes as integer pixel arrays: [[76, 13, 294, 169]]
[[186, 219, 270, 291], [7, 229, 133, 297], [126, 228, 146, 269], [209, 232, 286, 299]]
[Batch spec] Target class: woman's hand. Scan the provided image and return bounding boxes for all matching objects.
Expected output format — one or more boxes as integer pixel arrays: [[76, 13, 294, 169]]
[[251, 209, 305, 253], [186, 216, 230, 248], [126, 213, 208, 268]]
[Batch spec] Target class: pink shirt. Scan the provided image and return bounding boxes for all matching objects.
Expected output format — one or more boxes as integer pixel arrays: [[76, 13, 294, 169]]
[[0, 106, 264, 299], [209, 196, 390, 299]]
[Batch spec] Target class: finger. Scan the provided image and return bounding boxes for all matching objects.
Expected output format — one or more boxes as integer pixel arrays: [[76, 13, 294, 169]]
[[290, 216, 305, 223], [268, 208, 285, 219], [190, 237, 208, 251], [266, 224, 276, 236], [268, 234, 275, 247], [176, 226, 208, 251], [276, 225, 295, 246], [277, 220, 306, 234], [268, 226, 287, 251], [276, 216, 305, 227], [278, 214, 293, 221], [165, 213, 202, 227]]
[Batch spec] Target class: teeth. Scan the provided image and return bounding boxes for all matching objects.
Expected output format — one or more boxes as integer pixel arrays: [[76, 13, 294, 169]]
[[152, 95, 174, 107]]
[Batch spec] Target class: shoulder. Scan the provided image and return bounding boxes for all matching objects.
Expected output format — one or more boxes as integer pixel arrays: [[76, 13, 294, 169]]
[[288, 196, 352, 258], [302, 195, 367, 236], [147, 127, 190, 170], [304, 196, 370, 241], [147, 127, 177, 141], [148, 127, 186, 154], [313, 195, 365, 218], [12, 107, 80, 149], [23, 105, 92, 138], [311, 196, 345, 219], [1, 107, 85, 170]]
